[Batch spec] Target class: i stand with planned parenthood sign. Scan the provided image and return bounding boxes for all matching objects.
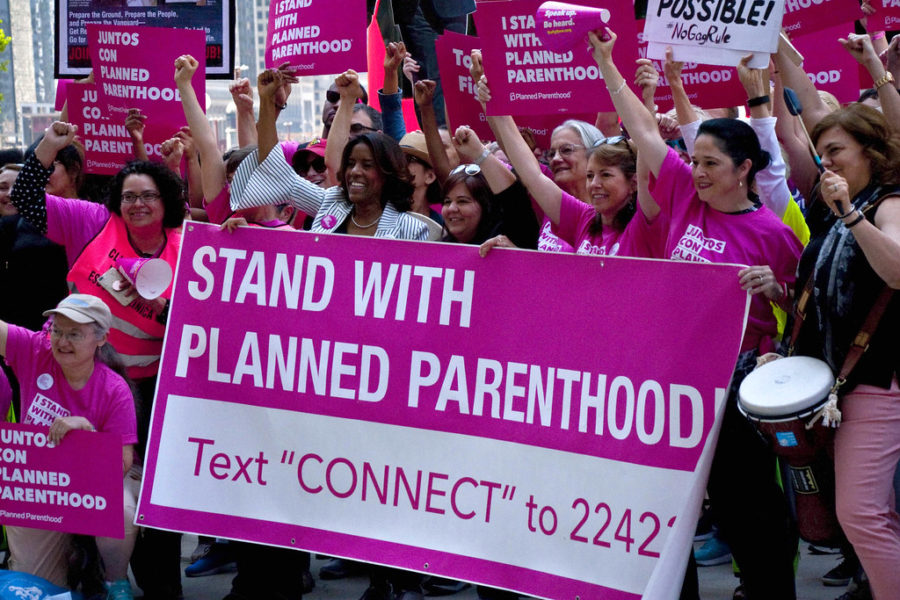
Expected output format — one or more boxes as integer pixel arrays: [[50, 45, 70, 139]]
[[55, 0, 235, 78], [138, 223, 751, 599]]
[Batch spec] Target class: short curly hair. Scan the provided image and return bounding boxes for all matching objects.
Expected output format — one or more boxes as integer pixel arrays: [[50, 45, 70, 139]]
[[106, 161, 186, 229]]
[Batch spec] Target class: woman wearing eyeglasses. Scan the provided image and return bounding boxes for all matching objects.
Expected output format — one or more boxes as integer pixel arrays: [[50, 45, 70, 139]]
[[0, 294, 139, 599], [13, 122, 186, 600], [589, 29, 805, 599], [230, 69, 430, 241]]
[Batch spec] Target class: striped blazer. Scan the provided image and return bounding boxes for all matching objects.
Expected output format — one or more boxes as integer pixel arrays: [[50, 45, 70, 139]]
[[230, 148, 430, 241]]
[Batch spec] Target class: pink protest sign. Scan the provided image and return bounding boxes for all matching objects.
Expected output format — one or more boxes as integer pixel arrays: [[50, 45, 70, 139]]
[[474, 0, 640, 116], [67, 84, 142, 175], [435, 32, 495, 142], [868, 0, 900, 31], [635, 22, 746, 112], [0, 423, 124, 538], [265, 0, 367, 74], [139, 223, 749, 599], [88, 24, 205, 157], [791, 25, 861, 105], [517, 112, 599, 149], [782, 0, 863, 37], [54, 79, 72, 112]]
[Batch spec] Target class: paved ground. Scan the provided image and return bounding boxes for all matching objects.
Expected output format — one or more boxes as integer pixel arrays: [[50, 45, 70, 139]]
[[171, 535, 851, 600]]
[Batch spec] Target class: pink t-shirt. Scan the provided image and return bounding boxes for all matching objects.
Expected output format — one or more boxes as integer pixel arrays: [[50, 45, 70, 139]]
[[203, 183, 234, 225], [642, 148, 803, 351], [5, 325, 137, 445], [46, 196, 111, 268], [556, 191, 650, 257]]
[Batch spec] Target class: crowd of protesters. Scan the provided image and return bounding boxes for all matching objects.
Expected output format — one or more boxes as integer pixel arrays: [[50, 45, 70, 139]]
[[1, 1, 899, 600]]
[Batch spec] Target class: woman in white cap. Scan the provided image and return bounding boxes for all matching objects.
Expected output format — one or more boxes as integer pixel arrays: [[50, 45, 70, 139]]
[[0, 293, 139, 600]]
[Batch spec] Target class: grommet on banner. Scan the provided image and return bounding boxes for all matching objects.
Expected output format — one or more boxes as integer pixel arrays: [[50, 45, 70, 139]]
[[423, 562, 429, 569], [138, 514, 144, 520], [290, 538, 296, 544]]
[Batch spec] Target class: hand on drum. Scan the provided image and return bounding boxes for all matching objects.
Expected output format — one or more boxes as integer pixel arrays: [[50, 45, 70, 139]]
[[738, 265, 784, 301]]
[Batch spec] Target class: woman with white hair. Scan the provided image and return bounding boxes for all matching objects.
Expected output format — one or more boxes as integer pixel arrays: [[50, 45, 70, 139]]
[[0, 293, 139, 600]]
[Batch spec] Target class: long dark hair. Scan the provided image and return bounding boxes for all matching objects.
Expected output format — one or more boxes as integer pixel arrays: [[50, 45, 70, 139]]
[[440, 169, 499, 244], [696, 118, 770, 190], [107, 161, 186, 228], [337, 133, 413, 212]]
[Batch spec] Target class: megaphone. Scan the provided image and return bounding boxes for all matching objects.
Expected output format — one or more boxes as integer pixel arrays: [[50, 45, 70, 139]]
[[116, 257, 173, 300], [535, 1, 612, 54]]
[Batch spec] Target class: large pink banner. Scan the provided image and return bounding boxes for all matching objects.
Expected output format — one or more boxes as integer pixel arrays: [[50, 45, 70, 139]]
[[781, 0, 862, 37], [0, 423, 124, 538], [474, 0, 640, 116], [139, 223, 748, 599], [88, 24, 205, 156], [68, 84, 142, 175], [791, 25, 861, 105], [265, 0, 367, 73]]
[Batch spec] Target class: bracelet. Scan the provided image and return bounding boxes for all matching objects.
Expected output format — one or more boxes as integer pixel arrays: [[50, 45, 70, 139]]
[[872, 31, 887, 40], [607, 80, 626, 95], [747, 95, 770, 107], [836, 207, 855, 219], [874, 71, 895, 90], [474, 148, 491, 166], [275, 101, 288, 110], [844, 211, 866, 228]]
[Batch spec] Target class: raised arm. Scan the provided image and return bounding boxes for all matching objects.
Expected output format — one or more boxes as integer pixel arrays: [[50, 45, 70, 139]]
[[452, 125, 515, 193], [380, 42, 409, 141], [175, 54, 228, 201], [11, 122, 77, 233], [773, 35, 831, 133], [589, 29, 668, 177], [124, 109, 149, 162], [415, 80, 452, 184], [476, 76, 564, 223], [324, 70, 364, 176], [230, 68, 258, 147], [256, 63, 298, 165], [663, 48, 699, 128], [841, 33, 900, 133]]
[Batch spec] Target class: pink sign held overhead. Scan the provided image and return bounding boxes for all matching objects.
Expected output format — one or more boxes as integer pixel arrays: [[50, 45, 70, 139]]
[[88, 24, 205, 158], [138, 222, 749, 600], [790, 25, 861, 105], [535, 1, 611, 53], [265, 0, 367, 74], [67, 84, 141, 175], [782, 0, 862, 37], [434, 32, 495, 143], [0, 423, 124, 539], [474, 0, 640, 116], [868, 0, 900, 32]]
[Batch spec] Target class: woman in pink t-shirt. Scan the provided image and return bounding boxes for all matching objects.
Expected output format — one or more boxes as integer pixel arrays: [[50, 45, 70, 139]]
[[590, 28, 803, 600], [0, 294, 138, 599]]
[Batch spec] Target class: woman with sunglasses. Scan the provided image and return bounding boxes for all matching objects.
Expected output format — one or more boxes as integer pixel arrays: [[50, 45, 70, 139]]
[[589, 29, 804, 599], [231, 68, 429, 241], [440, 129, 539, 249]]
